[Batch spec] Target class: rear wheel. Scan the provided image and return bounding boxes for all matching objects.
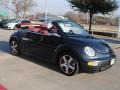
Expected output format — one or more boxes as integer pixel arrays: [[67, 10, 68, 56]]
[[10, 40, 21, 55], [58, 52, 79, 76]]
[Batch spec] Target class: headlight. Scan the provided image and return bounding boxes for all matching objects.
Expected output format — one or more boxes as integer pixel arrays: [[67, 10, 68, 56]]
[[84, 47, 96, 57]]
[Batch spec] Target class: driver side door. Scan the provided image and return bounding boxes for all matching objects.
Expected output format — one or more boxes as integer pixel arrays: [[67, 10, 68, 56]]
[[21, 29, 44, 57], [36, 23, 62, 61]]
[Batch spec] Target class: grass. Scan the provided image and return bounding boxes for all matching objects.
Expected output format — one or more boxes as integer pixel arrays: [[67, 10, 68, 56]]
[[81, 24, 118, 32]]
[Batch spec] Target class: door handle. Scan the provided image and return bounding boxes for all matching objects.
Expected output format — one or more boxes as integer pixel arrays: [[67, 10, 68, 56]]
[[40, 36, 44, 41], [22, 37, 32, 41], [29, 35, 34, 38]]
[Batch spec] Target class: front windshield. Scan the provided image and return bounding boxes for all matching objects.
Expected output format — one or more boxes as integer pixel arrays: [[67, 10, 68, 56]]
[[14, 20, 21, 23], [9, 19, 20, 23], [58, 21, 89, 37]]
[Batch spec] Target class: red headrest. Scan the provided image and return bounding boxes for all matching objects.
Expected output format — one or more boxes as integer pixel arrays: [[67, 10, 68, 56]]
[[41, 24, 48, 30]]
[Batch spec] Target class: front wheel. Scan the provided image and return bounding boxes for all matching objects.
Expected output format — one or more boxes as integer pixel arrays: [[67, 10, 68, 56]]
[[58, 52, 79, 76], [10, 40, 21, 55]]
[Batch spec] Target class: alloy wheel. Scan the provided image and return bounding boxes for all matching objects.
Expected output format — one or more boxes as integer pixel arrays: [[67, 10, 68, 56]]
[[10, 40, 19, 55], [60, 55, 76, 75]]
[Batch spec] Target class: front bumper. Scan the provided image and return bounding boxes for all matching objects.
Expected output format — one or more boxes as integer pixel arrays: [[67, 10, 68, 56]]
[[4, 25, 13, 29], [3, 25, 11, 29], [7, 26, 13, 30], [81, 57, 116, 73]]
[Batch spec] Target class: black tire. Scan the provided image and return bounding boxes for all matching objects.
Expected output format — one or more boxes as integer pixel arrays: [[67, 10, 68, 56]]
[[9, 39, 21, 56], [58, 52, 79, 76]]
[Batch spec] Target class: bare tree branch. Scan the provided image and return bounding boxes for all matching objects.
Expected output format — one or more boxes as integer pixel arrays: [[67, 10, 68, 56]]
[[0, 0, 36, 18], [21, 0, 36, 18]]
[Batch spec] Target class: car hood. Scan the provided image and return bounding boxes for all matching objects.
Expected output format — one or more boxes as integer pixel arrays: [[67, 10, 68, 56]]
[[69, 36, 110, 54], [7, 23, 17, 25]]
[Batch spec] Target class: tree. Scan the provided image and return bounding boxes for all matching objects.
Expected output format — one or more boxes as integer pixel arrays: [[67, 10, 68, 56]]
[[64, 11, 89, 24], [12, 0, 23, 18], [64, 11, 76, 20], [21, 0, 35, 18], [67, 0, 119, 30], [0, 0, 35, 18]]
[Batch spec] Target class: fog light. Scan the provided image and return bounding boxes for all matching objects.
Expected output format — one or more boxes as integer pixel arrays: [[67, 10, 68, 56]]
[[88, 61, 100, 66]]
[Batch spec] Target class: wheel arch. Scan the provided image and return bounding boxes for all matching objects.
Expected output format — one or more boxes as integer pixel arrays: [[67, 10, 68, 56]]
[[53, 45, 81, 65], [9, 36, 24, 52], [9, 36, 18, 43]]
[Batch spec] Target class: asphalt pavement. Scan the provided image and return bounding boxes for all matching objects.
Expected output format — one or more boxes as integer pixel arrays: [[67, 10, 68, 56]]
[[0, 29, 120, 90]]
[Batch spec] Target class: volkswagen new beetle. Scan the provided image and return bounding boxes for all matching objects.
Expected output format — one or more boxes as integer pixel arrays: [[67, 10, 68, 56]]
[[9, 20, 116, 76]]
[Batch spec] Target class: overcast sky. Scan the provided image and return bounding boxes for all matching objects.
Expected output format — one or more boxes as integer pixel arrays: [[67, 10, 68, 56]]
[[34, 0, 72, 15], [34, 0, 120, 15], [0, 0, 120, 16]]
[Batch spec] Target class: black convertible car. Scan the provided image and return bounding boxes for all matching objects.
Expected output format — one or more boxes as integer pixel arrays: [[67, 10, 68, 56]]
[[9, 20, 116, 76]]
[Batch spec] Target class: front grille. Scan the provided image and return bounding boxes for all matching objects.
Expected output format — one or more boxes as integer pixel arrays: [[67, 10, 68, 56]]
[[101, 65, 112, 71], [100, 59, 113, 71]]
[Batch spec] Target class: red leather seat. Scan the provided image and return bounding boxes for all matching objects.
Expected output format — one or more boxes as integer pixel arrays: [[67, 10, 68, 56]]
[[28, 24, 49, 35], [29, 28, 41, 32], [41, 30, 49, 35], [40, 24, 49, 35], [28, 25, 41, 33]]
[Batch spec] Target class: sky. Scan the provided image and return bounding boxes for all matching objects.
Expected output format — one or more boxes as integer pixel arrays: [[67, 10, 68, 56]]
[[0, 0, 120, 16], [34, 0, 72, 15], [35, 0, 120, 16]]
